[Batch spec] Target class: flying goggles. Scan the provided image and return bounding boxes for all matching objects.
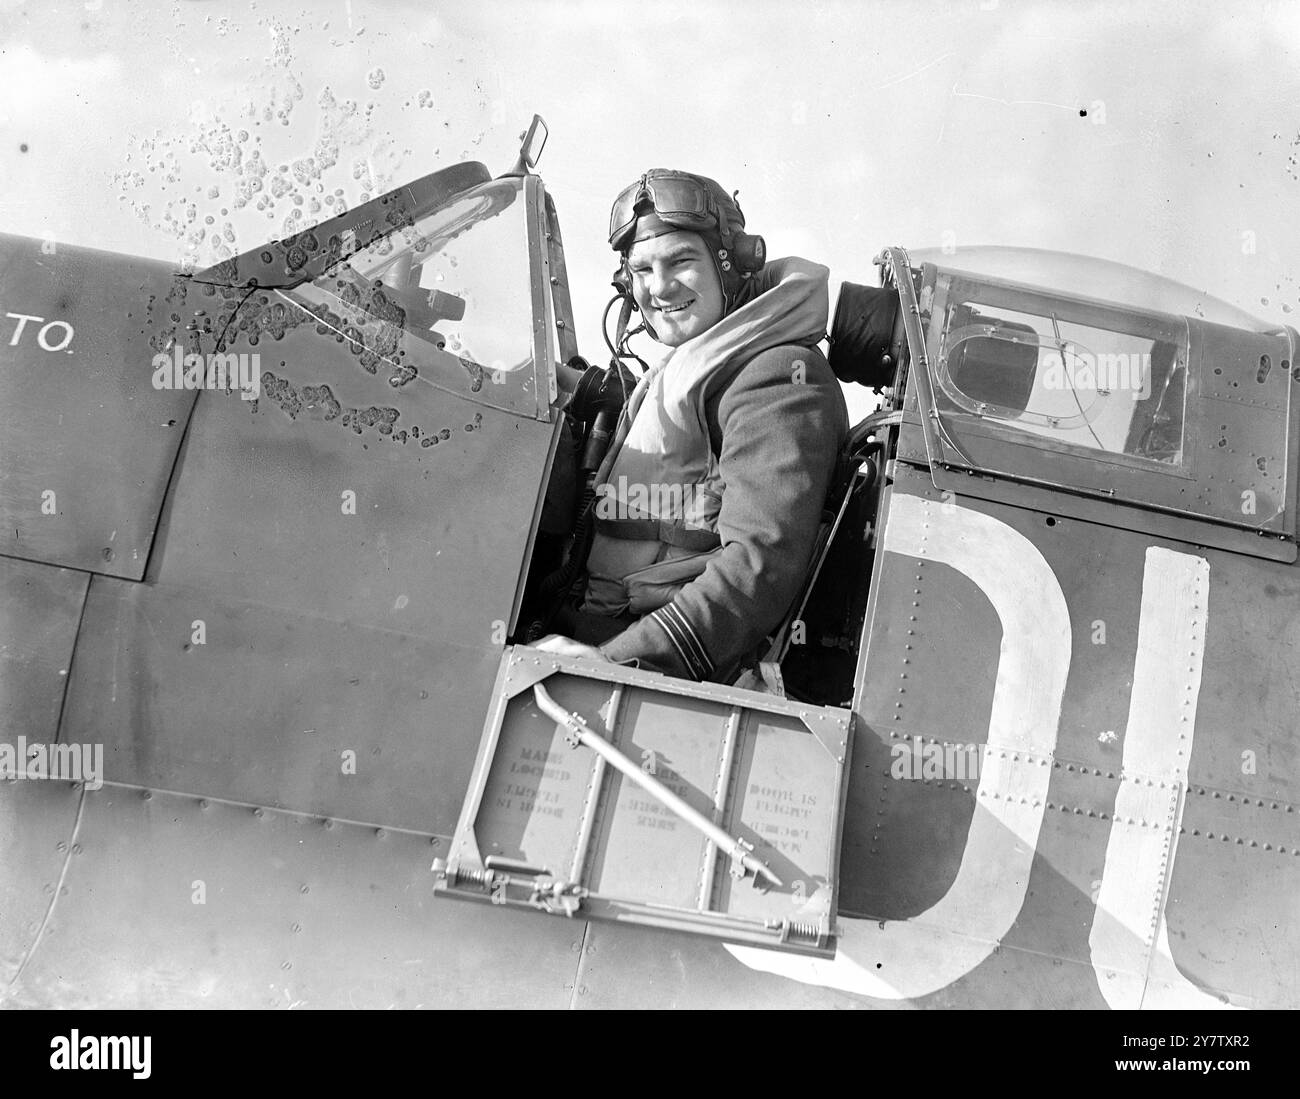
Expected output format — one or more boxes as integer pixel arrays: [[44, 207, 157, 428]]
[[608, 170, 766, 274]]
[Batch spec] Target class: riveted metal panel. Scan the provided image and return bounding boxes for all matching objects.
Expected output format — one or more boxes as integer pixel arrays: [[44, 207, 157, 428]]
[[1179, 786, 1299, 864], [1165, 803, 1299, 1007], [900, 440, 1298, 561], [841, 487, 996, 917], [879, 464, 1197, 779], [60, 575, 500, 833], [851, 544, 1000, 748], [0, 779, 85, 991], [1001, 764, 1122, 967], [149, 319, 557, 644], [1026, 513, 1145, 775], [0, 556, 89, 742], [1146, 542, 1298, 1005], [919, 477, 1143, 776], [1194, 320, 1295, 535], [5, 786, 581, 1008], [0, 235, 200, 579], [851, 461, 1298, 1006], [1194, 548, 1300, 805], [839, 732, 979, 921]]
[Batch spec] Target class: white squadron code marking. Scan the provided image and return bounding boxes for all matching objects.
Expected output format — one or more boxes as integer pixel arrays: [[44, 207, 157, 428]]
[[4, 310, 75, 352]]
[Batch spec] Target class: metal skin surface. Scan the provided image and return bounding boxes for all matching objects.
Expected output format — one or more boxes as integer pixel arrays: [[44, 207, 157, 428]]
[[58, 575, 503, 833], [1, 156, 1296, 1009], [740, 466, 1295, 1008], [0, 780, 85, 987], [0, 235, 201, 580], [51, 289, 558, 830], [1, 162, 568, 1005], [0, 557, 88, 743], [2, 783, 582, 1009]]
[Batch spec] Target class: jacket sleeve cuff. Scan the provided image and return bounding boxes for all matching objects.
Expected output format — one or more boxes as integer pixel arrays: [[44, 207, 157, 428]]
[[598, 603, 713, 680]]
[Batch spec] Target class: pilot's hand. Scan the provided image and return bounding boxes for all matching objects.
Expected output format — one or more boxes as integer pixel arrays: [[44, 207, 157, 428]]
[[533, 634, 610, 663]]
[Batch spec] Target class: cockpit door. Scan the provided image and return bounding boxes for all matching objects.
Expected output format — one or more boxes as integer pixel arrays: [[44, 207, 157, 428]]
[[434, 647, 854, 956]]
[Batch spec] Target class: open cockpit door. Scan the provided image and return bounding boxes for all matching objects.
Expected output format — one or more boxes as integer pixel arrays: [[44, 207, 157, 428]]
[[434, 646, 853, 956]]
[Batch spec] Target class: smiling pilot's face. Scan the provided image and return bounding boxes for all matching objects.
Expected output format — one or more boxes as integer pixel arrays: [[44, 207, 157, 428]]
[[626, 230, 725, 347]]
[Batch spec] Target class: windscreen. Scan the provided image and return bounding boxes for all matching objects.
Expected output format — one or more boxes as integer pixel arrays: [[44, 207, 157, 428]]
[[285, 177, 539, 406]]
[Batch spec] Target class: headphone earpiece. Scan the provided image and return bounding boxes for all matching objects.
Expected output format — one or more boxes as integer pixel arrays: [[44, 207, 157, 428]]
[[731, 232, 766, 275]]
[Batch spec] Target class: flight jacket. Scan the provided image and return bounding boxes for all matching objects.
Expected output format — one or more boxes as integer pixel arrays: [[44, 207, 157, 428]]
[[580, 258, 849, 682]]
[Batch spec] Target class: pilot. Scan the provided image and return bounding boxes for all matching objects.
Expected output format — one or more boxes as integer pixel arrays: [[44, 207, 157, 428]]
[[537, 169, 847, 684]]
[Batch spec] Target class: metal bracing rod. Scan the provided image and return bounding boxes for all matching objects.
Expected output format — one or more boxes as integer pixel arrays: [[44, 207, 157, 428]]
[[532, 683, 782, 889]]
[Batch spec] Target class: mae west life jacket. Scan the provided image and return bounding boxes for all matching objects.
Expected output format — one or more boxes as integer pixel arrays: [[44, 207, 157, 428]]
[[581, 256, 831, 618]]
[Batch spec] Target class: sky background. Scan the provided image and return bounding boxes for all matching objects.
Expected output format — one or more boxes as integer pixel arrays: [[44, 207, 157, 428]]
[[2, 0, 1298, 422]]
